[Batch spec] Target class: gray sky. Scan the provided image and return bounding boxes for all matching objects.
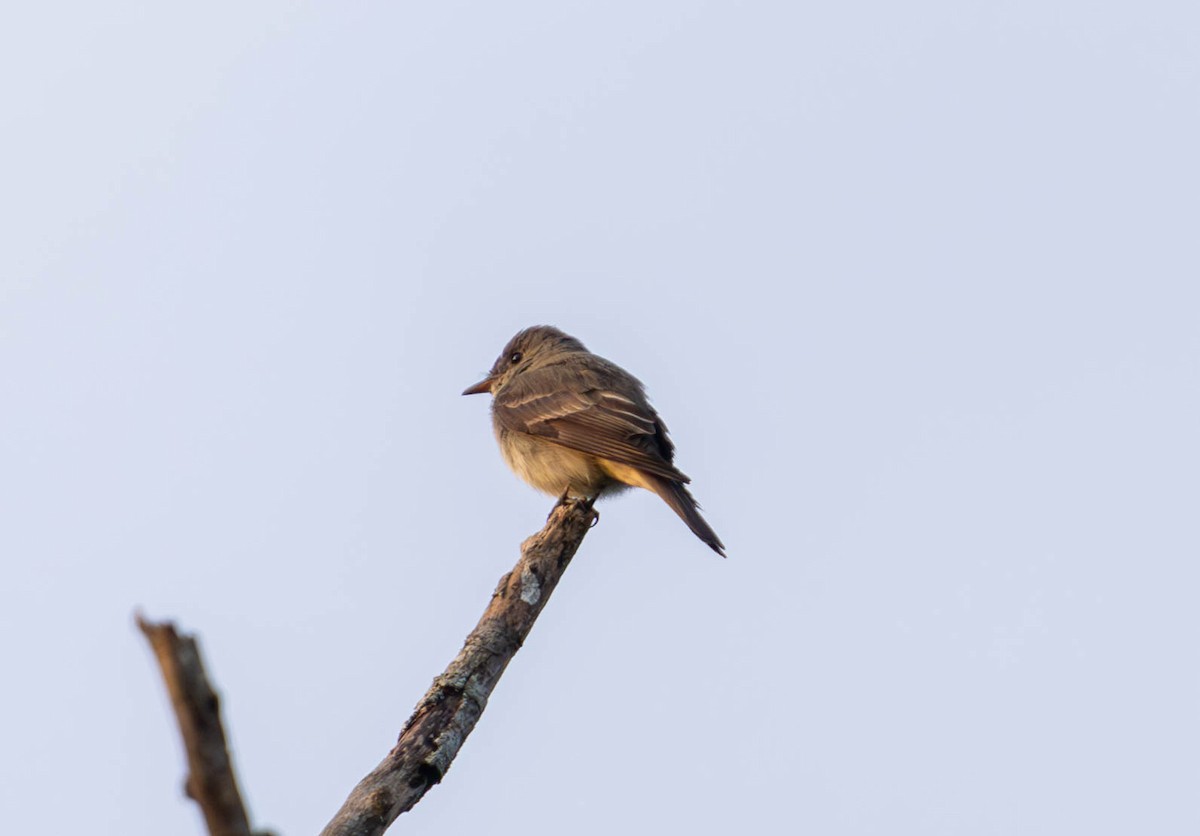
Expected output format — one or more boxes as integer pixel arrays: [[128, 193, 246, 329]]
[[3, 2, 1198, 834]]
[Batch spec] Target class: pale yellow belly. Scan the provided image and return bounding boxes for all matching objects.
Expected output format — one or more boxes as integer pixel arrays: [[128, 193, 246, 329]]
[[496, 427, 615, 496]]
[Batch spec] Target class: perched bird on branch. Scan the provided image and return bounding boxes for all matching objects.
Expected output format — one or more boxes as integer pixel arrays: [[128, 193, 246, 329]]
[[463, 325, 725, 556]]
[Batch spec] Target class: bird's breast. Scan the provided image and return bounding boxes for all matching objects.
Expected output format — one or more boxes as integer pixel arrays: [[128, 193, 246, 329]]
[[494, 426, 612, 497]]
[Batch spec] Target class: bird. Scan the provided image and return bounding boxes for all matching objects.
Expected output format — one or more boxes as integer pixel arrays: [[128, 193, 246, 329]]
[[463, 325, 725, 556]]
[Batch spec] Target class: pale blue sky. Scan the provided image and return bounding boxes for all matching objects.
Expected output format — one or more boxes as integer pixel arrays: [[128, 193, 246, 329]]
[[2, 3, 1198, 834]]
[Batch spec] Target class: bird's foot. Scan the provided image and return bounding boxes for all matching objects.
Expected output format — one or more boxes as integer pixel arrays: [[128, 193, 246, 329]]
[[549, 488, 574, 519], [578, 494, 599, 526], [549, 491, 600, 526]]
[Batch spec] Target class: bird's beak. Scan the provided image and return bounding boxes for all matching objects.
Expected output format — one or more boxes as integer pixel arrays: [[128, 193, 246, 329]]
[[462, 377, 494, 396]]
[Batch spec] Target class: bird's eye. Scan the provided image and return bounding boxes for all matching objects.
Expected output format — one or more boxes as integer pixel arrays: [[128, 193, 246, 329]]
[[509, 351, 523, 364]]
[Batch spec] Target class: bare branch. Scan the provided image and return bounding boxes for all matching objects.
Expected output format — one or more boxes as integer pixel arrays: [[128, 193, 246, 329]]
[[137, 615, 257, 836], [319, 497, 598, 836]]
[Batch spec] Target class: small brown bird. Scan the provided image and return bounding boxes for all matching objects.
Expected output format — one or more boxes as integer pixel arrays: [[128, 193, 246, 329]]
[[463, 325, 724, 556]]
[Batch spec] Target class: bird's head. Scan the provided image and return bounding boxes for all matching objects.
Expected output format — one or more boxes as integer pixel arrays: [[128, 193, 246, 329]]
[[462, 325, 587, 396]]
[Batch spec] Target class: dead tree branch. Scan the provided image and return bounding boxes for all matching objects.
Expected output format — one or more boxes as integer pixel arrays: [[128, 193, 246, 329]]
[[319, 497, 597, 836], [137, 615, 257, 836], [140, 498, 595, 836]]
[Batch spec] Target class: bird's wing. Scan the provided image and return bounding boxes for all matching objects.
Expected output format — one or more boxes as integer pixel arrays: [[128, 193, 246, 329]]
[[493, 366, 688, 483]]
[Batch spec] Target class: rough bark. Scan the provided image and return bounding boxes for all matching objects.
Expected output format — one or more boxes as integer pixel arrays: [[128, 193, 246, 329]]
[[319, 497, 597, 836], [140, 498, 595, 835], [137, 615, 257, 836]]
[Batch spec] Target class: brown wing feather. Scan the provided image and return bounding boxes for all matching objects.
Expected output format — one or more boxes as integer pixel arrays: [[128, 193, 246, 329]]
[[493, 366, 689, 483]]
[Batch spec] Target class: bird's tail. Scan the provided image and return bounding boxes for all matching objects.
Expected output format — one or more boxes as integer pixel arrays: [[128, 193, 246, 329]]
[[648, 476, 726, 557]]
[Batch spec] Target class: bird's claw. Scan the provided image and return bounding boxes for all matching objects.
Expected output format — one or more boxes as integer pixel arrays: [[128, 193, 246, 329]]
[[549, 488, 574, 520], [549, 491, 599, 525]]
